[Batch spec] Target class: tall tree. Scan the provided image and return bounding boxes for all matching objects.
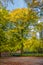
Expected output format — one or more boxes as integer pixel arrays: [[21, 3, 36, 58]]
[[25, 0, 43, 40], [9, 8, 38, 55], [0, 8, 9, 56]]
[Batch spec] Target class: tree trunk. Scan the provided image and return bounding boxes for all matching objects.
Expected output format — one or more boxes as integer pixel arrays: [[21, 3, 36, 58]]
[[0, 52, 1, 57], [21, 42, 24, 55], [21, 29, 24, 55]]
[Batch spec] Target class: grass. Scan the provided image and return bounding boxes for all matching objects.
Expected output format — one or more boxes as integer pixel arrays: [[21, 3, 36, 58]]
[[11, 53, 43, 57], [22, 53, 43, 57], [1, 52, 43, 57]]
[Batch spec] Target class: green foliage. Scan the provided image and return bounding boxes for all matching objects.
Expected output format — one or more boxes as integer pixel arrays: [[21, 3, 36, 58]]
[[0, 8, 9, 52], [0, 8, 43, 55], [24, 37, 43, 53]]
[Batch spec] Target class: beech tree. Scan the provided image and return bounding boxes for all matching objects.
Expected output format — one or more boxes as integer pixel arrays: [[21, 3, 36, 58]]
[[9, 8, 38, 54], [0, 5, 43, 55]]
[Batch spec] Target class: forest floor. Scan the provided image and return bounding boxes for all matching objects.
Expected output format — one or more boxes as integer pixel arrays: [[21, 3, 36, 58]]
[[0, 57, 43, 65]]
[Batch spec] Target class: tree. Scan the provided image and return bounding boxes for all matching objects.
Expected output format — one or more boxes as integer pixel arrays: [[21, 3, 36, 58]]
[[0, 0, 43, 57], [26, 0, 43, 40], [9, 8, 38, 55], [0, 8, 9, 56]]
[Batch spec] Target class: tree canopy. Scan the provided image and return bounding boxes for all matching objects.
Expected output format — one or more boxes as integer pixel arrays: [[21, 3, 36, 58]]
[[0, 8, 43, 54]]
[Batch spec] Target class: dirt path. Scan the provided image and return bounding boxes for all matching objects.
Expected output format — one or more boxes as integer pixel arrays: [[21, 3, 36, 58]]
[[0, 57, 43, 65]]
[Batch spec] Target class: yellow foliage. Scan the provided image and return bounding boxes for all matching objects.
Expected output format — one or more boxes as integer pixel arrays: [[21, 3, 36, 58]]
[[9, 8, 38, 23], [0, 9, 2, 12], [9, 8, 28, 22]]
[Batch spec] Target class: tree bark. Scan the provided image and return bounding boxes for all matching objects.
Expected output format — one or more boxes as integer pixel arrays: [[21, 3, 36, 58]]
[[21, 42, 24, 55], [0, 52, 1, 57]]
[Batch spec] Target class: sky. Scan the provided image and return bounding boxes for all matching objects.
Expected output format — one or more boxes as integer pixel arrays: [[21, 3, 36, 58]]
[[7, 0, 27, 10]]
